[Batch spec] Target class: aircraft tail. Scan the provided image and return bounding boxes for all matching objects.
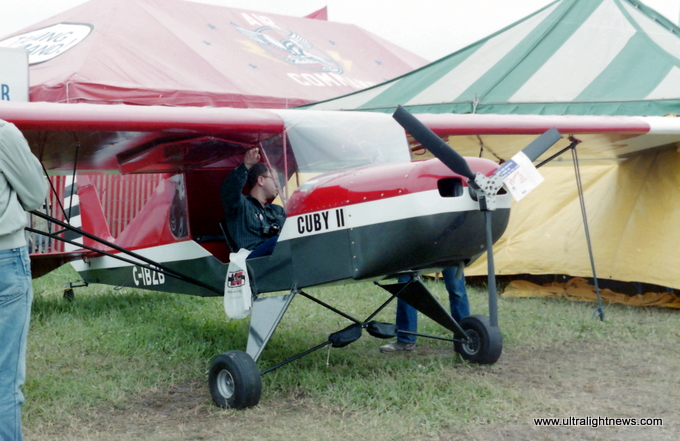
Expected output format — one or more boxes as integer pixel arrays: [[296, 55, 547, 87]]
[[73, 176, 115, 247]]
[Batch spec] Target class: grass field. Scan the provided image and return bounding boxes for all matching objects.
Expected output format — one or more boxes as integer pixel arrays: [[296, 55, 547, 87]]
[[24, 265, 680, 440]]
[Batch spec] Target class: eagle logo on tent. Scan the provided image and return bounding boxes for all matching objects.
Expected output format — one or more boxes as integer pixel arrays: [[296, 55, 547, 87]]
[[232, 23, 342, 74]]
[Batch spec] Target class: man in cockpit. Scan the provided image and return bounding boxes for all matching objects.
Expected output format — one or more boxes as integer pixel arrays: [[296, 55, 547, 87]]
[[220, 147, 285, 258]]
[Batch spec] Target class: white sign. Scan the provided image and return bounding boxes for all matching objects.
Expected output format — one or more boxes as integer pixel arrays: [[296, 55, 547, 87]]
[[0, 23, 93, 65], [496, 151, 544, 201], [0, 47, 28, 102]]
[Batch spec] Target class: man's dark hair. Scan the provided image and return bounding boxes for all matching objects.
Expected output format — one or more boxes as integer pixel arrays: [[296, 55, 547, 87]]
[[247, 163, 270, 188]]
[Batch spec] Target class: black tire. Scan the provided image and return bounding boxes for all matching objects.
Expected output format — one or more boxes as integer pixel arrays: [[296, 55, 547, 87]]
[[208, 350, 262, 409], [454, 315, 502, 365]]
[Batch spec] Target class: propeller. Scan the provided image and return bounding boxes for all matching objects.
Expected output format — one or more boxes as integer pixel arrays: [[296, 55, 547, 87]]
[[392, 105, 563, 330], [392, 105, 562, 177], [392, 105, 475, 180]]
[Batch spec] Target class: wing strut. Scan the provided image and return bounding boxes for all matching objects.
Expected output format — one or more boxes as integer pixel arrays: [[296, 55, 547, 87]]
[[570, 144, 605, 321], [536, 138, 605, 321]]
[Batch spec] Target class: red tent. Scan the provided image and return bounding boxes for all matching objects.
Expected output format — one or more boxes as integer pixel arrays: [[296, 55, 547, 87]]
[[0, 0, 426, 108], [1, 0, 427, 263]]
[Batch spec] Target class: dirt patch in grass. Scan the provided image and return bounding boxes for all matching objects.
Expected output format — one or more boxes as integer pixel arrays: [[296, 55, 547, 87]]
[[26, 337, 678, 441], [456, 341, 678, 441]]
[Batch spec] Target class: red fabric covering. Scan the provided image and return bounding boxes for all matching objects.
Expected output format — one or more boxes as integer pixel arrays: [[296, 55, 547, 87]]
[[305, 6, 328, 20], [2, 0, 425, 108]]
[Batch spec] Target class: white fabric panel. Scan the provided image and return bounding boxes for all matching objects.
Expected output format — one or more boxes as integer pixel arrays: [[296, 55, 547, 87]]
[[510, 0, 636, 102], [70, 241, 212, 270], [405, 4, 558, 106], [646, 66, 680, 99], [612, 115, 680, 156], [623, 1, 680, 62]]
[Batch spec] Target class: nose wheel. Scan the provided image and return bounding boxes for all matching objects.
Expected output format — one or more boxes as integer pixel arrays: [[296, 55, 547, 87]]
[[208, 350, 261, 409]]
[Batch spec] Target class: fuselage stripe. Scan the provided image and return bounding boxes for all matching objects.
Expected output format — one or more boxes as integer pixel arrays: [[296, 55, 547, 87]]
[[278, 188, 511, 241]]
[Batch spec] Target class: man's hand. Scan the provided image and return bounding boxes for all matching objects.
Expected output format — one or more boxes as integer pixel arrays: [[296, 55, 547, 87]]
[[243, 148, 261, 169]]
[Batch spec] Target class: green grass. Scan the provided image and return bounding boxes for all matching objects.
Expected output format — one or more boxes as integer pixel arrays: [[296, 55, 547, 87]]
[[29, 266, 243, 417], [25, 265, 680, 440]]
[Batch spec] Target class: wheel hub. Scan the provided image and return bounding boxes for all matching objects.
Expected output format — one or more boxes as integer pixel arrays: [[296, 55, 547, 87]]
[[216, 369, 235, 399], [462, 330, 481, 355]]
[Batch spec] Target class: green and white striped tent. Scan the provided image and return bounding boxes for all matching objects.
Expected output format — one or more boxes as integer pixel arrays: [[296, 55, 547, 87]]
[[306, 0, 680, 116], [305, 0, 680, 295]]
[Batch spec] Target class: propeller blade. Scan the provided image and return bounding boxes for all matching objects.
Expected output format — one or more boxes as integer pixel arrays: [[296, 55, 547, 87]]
[[521, 127, 561, 162], [392, 105, 475, 180]]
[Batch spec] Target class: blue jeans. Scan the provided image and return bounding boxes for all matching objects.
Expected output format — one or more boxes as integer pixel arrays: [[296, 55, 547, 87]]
[[247, 236, 279, 259], [396, 267, 469, 344], [0, 247, 33, 441]]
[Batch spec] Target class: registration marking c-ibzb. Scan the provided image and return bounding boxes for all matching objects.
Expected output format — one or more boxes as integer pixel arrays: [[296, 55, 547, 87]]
[[296, 208, 345, 235], [132, 265, 166, 286]]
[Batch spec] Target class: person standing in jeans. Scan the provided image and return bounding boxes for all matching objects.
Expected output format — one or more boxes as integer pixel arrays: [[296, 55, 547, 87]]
[[380, 267, 470, 352], [0, 119, 48, 441]]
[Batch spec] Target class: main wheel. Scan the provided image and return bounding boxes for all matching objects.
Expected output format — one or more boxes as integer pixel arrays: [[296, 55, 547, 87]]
[[208, 350, 262, 409], [454, 315, 502, 365]]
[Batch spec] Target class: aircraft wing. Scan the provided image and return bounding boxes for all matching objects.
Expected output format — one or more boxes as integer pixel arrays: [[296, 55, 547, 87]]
[[2, 101, 679, 174], [0, 101, 285, 174], [414, 113, 680, 164], [5, 101, 680, 289]]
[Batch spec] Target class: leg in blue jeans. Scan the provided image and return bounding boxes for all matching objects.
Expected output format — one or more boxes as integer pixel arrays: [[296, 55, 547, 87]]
[[443, 267, 470, 322], [395, 279, 418, 344], [247, 236, 279, 259], [0, 247, 33, 441], [395, 268, 469, 344]]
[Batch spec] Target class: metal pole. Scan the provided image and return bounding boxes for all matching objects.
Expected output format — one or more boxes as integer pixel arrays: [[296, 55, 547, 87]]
[[485, 211, 499, 327]]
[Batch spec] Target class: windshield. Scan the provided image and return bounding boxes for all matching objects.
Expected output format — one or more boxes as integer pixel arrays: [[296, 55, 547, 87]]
[[273, 109, 410, 172], [261, 109, 411, 205]]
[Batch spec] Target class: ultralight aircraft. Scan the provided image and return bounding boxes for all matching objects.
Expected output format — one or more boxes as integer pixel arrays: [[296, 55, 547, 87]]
[[2, 100, 677, 408]]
